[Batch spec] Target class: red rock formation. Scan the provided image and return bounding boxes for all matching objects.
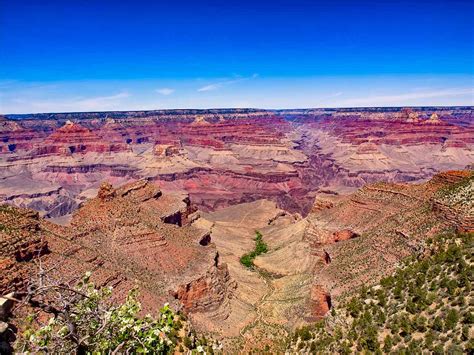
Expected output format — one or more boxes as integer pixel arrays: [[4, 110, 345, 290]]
[[70, 179, 234, 312], [1, 179, 235, 322], [2, 169, 471, 345], [306, 170, 473, 304], [295, 109, 473, 146], [0, 206, 49, 294], [332, 229, 359, 242], [309, 285, 332, 319], [0, 117, 49, 154], [97, 181, 116, 201], [311, 198, 335, 213], [154, 144, 182, 157], [1, 107, 472, 219], [425, 113, 442, 124], [33, 121, 129, 156]]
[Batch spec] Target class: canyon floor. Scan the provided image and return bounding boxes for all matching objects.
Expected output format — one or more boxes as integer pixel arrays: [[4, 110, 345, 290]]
[[0, 107, 473, 351]]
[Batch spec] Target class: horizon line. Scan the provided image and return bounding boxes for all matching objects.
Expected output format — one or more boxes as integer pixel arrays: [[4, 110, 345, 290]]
[[4, 104, 474, 117]]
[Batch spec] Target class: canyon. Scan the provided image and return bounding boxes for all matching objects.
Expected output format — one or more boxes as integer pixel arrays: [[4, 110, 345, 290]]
[[1, 107, 472, 220], [0, 106, 473, 351], [1, 169, 472, 351]]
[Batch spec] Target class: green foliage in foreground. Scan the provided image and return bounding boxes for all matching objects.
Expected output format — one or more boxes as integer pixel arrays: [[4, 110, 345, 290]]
[[240, 230, 268, 268], [290, 232, 474, 354], [17, 273, 219, 354]]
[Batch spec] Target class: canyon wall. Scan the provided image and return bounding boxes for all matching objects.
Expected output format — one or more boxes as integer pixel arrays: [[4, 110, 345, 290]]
[[1, 170, 471, 349], [0, 107, 472, 218], [0, 180, 235, 318]]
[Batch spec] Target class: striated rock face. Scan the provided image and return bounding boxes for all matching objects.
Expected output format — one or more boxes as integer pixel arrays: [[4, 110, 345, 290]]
[[0, 206, 49, 294], [309, 285, 332, 319], [1, 107, 472, 219], [198, 170, 472, 343], [302, 169, 474, 311], [31, 120, 129, 156], [1, 180, 234, 325], [173, 261, 233, 313], [0, 116, 50, 154], [69, 179, 235, 314], [1, 170, 471, 351], [0, 176, 78, 220], [292, 107, 473, 194], [431, 171, 473, 232]]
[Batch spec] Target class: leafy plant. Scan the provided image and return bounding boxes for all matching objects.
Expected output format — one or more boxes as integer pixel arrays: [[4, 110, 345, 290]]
[[240, 230, 268, 268], [17, 273, 182, 353], [15, 271, 222, 354]]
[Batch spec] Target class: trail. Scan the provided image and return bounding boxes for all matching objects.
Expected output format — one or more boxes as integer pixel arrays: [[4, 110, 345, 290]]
[[239, 265, 287, 338], [235, 200, 265, 228]]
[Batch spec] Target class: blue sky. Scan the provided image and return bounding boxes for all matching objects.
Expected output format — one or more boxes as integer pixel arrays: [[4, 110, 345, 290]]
[[1, 0, 473, 113]]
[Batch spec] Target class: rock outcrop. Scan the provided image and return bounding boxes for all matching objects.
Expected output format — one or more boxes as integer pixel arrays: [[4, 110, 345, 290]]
[[1, 170, 471, 352], [0, 180, 235, 328], [190, 170, 472, 345], [304, 169, 473, 309], [0, 206, 49, 295], [32, 120, 129, 156], [1, 107, 472, 219]]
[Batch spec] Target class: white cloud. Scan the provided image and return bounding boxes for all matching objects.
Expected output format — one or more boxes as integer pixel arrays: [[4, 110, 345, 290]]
[[197, 74, 259, 92], [77, 92, 130, 110], [155, 88, 175, 95], [342, 88, 474, 106], [197, 83, 222, 92], [5, 91, 131, 113]]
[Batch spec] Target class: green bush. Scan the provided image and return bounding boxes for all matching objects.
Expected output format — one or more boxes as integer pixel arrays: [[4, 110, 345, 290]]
[[16, 273, 208, 354], [286, 232, 473, 354], [240, 230, 268, 268], [445, 309, 459, 330]]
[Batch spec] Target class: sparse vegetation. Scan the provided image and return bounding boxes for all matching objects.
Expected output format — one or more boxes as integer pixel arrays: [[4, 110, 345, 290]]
[[437, 173, 473, 210], [240, 230, 268, 268], [289, 231, 474, 354]]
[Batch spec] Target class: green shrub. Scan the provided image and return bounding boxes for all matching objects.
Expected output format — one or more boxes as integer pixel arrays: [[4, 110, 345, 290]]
[[286, 232, 473, 354], [445, 309, 459, 330], [432, 316, 444, 332], [240, 230, 268, 268], [17, 273, 181, 353], [383, 335, 393, 352]]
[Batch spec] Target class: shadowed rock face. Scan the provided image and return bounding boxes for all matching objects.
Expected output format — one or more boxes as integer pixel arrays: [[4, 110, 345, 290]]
[[0, 107, 472, 220], [188, 170, 472, 345], [0, 180, 235, 320], [1, 170, 471, 352]]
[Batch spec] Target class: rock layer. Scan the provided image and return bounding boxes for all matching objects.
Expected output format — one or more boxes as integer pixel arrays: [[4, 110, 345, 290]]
[[1, 170, 471, 352], [189, 169, 472, 347], [1, 107, 472, 218], [0, 180, 235, 324]]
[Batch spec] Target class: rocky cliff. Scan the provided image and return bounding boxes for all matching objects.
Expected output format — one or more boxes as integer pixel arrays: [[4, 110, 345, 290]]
[[189, 169, 472, 349], [1, 170, 471, 351], [1, 107, 472, 218], [0, 180, 235, 324]]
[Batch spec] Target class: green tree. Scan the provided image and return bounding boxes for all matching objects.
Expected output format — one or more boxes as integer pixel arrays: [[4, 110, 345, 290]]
[[432, 316, 444, 332], [16, 272, 197, 354], [383, 334, 393, 352], [445, 309, 459, 330]]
